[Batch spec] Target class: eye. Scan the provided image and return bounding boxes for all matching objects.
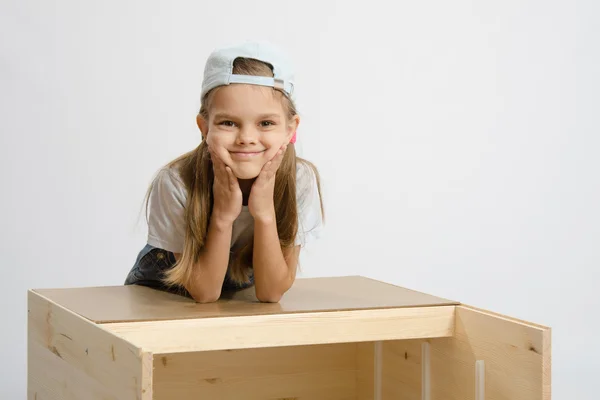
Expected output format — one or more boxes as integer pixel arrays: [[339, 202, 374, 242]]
[[219, 120, 236, 127], [260, 120, 276, 127]]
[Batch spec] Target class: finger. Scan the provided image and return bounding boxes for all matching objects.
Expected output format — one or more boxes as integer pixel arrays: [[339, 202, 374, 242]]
[[225, 166, 238, 189], [209, 149, 226, 178], [266, 145, 287, 175], [276, 144, 287, 164], [209, 147, 220, 166], [257, 148, 280, 181], [260, 161, 274, 180]]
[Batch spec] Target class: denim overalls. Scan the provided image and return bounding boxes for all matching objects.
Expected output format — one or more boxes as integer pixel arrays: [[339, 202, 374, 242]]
[[124, 244, 254, 298]]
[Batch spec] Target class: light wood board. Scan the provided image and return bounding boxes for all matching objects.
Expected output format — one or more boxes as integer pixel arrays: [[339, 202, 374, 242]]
[[32, 275, 458, 323], [27, 290, 152, 399], [153, 344, 357, 400], [429, 305, 551, 400], [102, 306, 455, 353]]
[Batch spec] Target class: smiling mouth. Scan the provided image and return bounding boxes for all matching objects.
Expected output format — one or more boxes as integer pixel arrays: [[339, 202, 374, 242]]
[[229, 150, 265, 158]]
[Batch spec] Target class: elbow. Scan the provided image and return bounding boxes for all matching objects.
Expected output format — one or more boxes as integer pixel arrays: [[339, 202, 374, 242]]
[[255, 289, 283, 303], [193, 293, 220, 303], [257, 294, 282, 303], [185, 278, 223, 303], [255, 277, 293, 303], [195, 295, 220, 304], [189, 288, 221, 303]]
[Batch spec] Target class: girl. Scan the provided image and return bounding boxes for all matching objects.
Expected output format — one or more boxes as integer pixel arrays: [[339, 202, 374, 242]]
[[124, 41, 324, 303]]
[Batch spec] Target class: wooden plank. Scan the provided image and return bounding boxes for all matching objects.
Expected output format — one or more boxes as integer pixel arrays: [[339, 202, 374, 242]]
[[153, 343, 356, 399], [31, 276, 458, 323], [27, 290, 152, 400], [28, 339, 113, 400], [356, 339, 428, 400], [429, 305, 551, 400], [382, 339, 424, 400], [356, 342, 375, 400], [102, 306, 456, 353]]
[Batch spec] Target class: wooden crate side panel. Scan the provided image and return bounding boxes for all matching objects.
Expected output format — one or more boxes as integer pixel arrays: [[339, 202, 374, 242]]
[[430, 305, 551, 400], [27, 290, 151, 400], [356, 342, 374, 400], [153, 343, 357, 400], [356, 339, 427, 400], [382, 339, 424, 400]]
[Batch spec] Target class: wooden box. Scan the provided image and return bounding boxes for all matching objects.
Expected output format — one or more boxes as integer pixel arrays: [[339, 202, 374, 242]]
[[28, 276, 551, 399]]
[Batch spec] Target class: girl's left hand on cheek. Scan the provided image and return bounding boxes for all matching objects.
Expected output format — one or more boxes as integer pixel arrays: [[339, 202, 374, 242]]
[[248, 144, 287, 222]]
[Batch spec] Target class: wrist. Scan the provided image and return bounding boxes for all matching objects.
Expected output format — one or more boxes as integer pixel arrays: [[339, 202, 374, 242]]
[[210, 213, 235, 230], [253, 212, 276, 226]]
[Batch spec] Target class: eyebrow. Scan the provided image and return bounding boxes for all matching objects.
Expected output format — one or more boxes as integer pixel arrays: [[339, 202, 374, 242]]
[[212, 113, 282, 121], [212, 113, 236, 121], [257, 114, 282, 121]]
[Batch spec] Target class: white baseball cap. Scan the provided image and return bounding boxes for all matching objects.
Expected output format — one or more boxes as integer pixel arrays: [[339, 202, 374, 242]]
[[200, 41, 296, 101]]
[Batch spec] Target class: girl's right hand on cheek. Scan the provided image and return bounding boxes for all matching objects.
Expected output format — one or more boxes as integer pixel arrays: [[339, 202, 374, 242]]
[[209, 148, 243, 225]]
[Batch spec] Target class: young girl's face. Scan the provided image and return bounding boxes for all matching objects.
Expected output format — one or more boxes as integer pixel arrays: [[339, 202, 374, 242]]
[[201, 84, 298, 180]]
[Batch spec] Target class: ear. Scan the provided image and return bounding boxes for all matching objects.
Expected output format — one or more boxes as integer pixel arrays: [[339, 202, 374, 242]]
[[287, 114, 300, 142], [196, 114, 208, 139]]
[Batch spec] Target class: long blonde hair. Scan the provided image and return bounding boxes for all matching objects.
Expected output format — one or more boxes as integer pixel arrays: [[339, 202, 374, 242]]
[[147, 57, 324, 289]]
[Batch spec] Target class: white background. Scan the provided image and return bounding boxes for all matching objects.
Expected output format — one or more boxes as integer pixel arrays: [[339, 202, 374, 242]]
[[2, 0, 598, 398]]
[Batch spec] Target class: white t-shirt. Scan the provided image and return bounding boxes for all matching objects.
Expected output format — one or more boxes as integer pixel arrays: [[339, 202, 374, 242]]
[[146, 161, 324, 254]]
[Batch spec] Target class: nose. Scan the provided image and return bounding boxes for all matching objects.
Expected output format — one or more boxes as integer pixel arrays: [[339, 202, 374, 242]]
[[236, 126, 258, 145]]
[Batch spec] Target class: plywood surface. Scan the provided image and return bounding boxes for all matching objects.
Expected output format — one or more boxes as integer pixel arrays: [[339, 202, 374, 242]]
[[429, 305, 551, 400], [153, 344, 357, 400], [32, 275, 458, 324], [27, 290, 152, 399]]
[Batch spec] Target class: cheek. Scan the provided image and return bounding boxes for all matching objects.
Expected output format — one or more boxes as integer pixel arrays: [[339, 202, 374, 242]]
[[206, 133, 219, 147], [206, 135, 232, 161], [262, 148, 279, 163], [263, 136, 287, 158], [206, 133, 228, 151]]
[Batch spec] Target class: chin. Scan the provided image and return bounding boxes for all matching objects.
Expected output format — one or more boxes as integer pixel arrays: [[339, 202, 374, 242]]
[[231, 165, 261, 180]]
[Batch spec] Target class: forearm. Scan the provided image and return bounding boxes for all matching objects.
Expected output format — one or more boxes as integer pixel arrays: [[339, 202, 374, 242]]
[[252, 216, 292, 302], [187, 215, 232, 302]]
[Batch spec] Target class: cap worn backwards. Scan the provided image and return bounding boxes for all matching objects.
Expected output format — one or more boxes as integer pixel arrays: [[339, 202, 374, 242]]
[[200, 41, 296, 101]]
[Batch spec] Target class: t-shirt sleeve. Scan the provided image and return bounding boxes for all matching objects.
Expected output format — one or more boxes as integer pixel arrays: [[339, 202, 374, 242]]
[[295, 162, 324, 246], [146, 167, 188, 253]]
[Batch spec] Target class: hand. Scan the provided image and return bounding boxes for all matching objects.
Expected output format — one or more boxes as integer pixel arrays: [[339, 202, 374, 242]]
[[209, 148, 243, 225], [248, 144, 287, 222]]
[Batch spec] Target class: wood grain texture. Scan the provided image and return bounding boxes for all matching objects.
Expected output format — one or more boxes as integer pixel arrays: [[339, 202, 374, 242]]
[[357, 339, 431, 400], [382, 339, 424, 400], [153, 344, 357, 400], [356, 342, 375, 400], [103, 306, 455, 353], [31, 276, 458, 323], [27, 290, 151, 400], [429, 305, 551, 400]]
